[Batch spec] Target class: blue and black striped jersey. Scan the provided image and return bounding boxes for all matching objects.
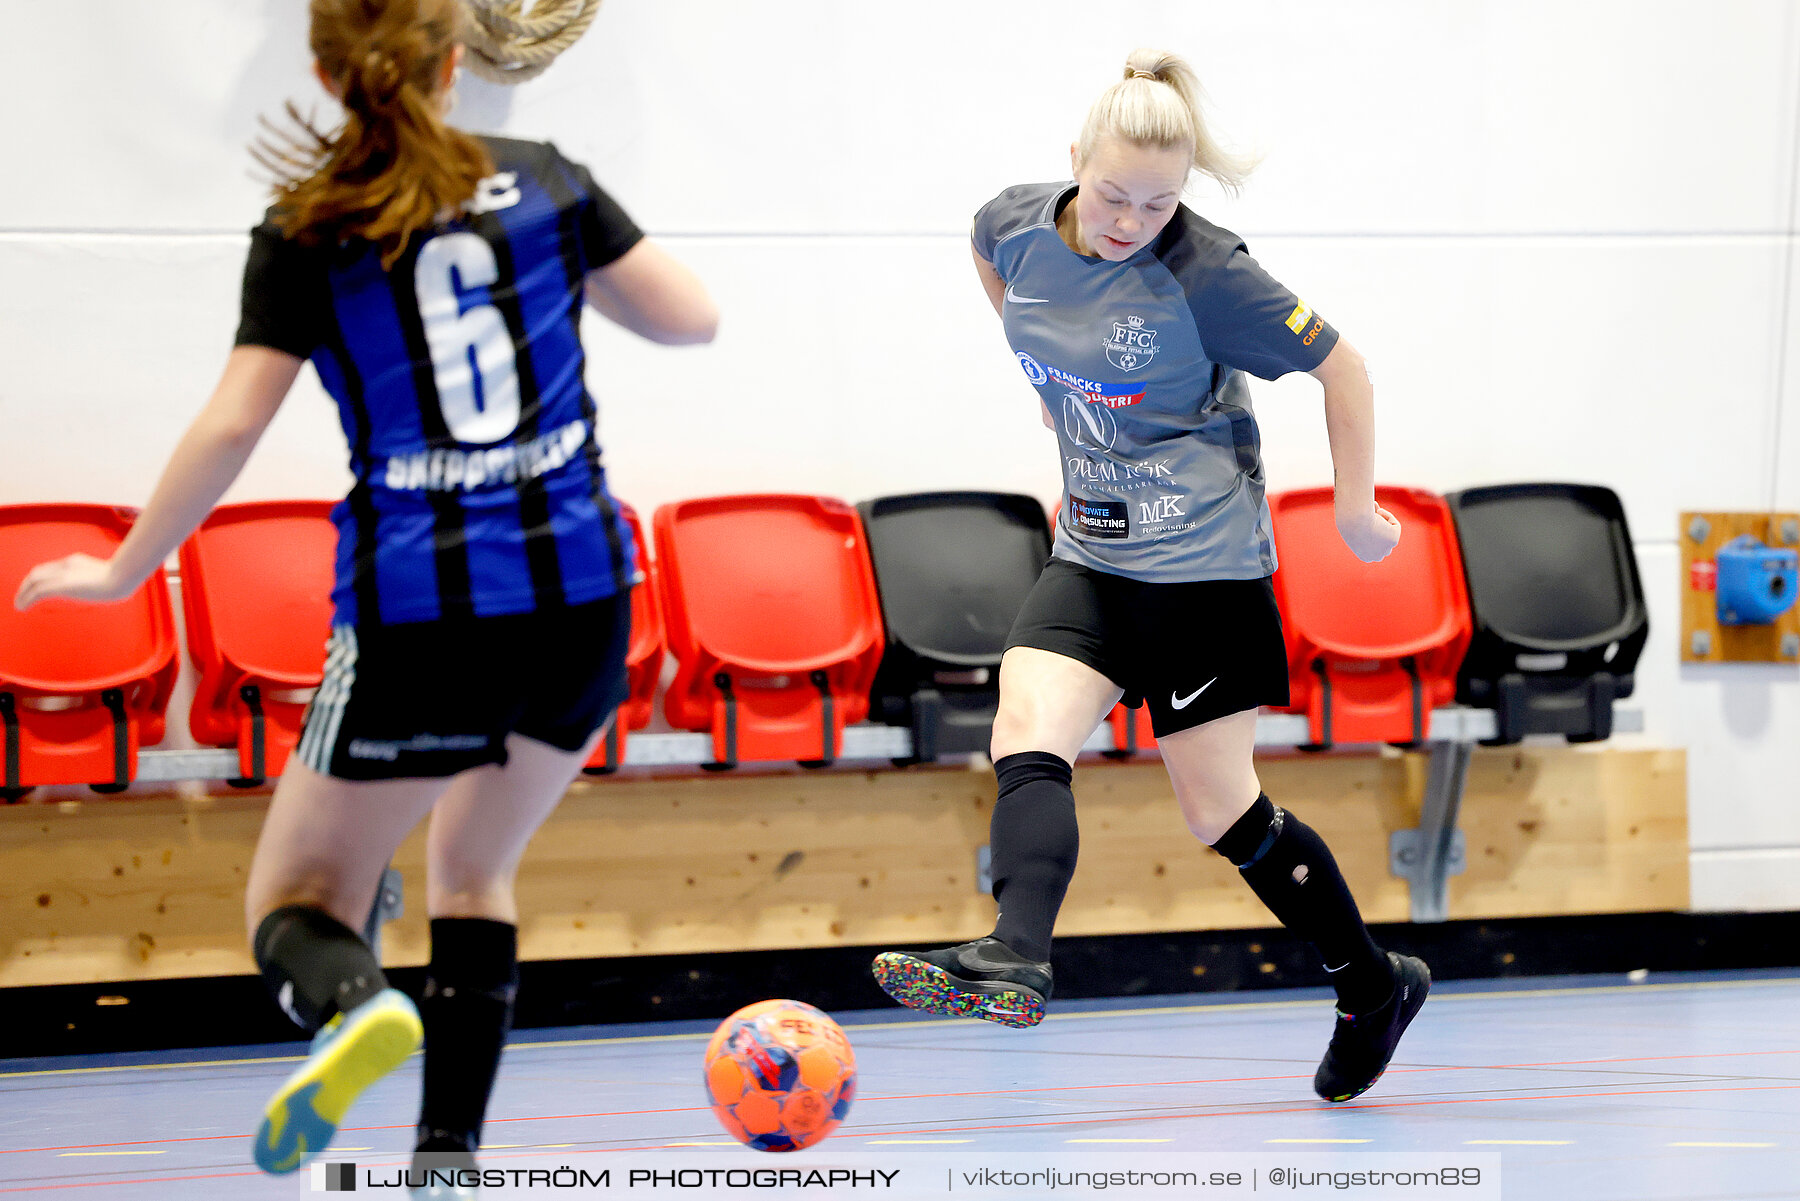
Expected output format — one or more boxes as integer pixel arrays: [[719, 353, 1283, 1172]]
[[235, 136, 643, 627]]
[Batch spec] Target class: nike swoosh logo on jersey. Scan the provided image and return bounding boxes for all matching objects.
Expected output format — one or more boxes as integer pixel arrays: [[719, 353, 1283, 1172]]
[[1005, 285, 1049, 304], [1170, 678, 1218, 710]]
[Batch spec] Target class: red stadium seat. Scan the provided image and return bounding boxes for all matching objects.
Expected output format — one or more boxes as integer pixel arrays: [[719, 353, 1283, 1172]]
[[654, 495, 884, 767], [0, 504, 179, 796], [583, 503, 665, 774], [178, 501, 336, 785], [1104, 703, 1158, 757], [1269, 486, 1472, 747]]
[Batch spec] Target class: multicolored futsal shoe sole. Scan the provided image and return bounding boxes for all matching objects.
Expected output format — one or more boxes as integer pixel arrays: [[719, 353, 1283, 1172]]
[[253, 988, 423, 1174], [871, 952, 1047, 1028]]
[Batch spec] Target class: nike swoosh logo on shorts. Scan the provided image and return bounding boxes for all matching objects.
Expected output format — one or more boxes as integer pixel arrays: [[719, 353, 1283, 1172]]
[[1005, 285, 1049, 304], [1170, 678, 1218, 710]]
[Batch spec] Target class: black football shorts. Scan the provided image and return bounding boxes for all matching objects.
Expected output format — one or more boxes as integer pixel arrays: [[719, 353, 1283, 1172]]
[[1005, 558, 1290, 738], [295, 592, 632, 781]]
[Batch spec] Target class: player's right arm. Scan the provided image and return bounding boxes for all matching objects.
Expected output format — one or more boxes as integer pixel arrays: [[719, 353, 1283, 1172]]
[[974, 243, 1052, 431], [972, 244, 1005, 316]]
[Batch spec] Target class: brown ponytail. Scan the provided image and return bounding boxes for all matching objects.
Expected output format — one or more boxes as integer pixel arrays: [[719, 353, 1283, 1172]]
[[254, 0, 495, 267]]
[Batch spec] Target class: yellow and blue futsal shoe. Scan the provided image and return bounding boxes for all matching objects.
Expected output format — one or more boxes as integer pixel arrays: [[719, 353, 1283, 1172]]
[[253, 987, 423, 1174]]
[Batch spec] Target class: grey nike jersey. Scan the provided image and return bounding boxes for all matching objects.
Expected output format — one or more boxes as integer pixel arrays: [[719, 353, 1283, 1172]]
[[974, 182, 1338, 582]]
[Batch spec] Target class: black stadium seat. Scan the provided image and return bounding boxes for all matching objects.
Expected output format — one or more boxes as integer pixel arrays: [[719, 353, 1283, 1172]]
[[858, 492, 1052, 762], [1445, 483, 1649, 745]]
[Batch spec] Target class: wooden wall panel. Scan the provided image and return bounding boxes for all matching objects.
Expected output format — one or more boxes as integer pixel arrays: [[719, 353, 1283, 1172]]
[[1447, 748, 1688, 917], [0, 748, 1686, 989]]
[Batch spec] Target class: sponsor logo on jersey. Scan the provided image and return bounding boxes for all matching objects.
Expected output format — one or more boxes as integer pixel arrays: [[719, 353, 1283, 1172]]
[[1061, 392, 1120, 451], [1042, 362, 1144, 408], [1067, 458, 1174, 483], [1303, 315, 1326, 346], [1068, 496, 1129, 540], [1285, 299, 1314, 334], [1103, 315, 1160, 371], [1138, 494, 1188, 524], [381, 418, 588, 492], [1017, 352, 1048, 384]]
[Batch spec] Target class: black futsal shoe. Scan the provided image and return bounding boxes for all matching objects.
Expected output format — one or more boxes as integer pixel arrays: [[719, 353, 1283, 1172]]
[[1313, 952, 1431, 1102], [871, 937, 1052, 1028]]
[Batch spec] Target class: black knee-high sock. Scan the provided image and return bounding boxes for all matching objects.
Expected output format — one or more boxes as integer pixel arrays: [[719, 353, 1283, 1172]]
[[415, 918, 518, 1155], [988, 751, 1078, 963], [1210, 794, 1392, 1012], [252, 904, 387, 1033]]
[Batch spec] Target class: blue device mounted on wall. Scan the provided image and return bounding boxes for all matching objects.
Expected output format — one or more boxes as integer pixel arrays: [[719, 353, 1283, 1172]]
[[1715, 535, 1798, 625]]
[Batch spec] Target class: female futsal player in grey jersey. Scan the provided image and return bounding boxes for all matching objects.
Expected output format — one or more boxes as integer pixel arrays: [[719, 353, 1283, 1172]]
[[872, 48, 1428, 1103]]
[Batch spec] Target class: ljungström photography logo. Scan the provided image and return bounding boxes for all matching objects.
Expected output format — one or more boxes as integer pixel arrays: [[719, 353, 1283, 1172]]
[[311, 1161, 356, 1191]]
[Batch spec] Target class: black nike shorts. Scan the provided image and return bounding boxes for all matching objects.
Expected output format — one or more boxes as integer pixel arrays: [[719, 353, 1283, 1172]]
[[1004, 557, 1291, 738], [294, 593, 632, 781]]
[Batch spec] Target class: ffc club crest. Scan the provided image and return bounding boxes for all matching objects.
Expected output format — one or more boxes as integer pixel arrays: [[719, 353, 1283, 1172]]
[[1104, 315, 1159, 372]]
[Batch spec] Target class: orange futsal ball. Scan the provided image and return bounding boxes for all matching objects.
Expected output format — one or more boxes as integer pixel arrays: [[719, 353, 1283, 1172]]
[[702, 999, 857, 1152]]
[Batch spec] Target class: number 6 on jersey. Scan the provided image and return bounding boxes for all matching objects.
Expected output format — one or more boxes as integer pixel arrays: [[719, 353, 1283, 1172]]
[[414, 230, 521, 445]]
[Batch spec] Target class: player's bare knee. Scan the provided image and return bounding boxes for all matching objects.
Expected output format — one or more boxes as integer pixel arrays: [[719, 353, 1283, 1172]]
[[1179, 806, 1231, 845], [245, 869, 358, 934], [1176, 782, 1257, 845], [988, 700, 1042, 758]]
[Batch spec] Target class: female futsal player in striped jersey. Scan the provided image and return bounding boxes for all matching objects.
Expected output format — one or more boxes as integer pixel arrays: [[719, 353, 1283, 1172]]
[[14, 0, 716, 1190], [871, 49, 1429, 1104]]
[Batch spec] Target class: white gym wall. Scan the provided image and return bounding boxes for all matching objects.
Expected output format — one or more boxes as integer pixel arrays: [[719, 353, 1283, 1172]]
[[1, 0, 1796, 909]]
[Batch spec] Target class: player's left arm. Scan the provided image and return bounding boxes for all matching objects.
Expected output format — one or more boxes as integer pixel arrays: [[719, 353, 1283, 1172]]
[[13, 347, 301, 610], [584, 240, 719, 346], [1310, 338, 1400, 563]]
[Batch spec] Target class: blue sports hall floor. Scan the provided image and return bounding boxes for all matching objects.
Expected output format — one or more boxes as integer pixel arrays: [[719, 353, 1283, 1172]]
[[2, 968, 1796, 1199]]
